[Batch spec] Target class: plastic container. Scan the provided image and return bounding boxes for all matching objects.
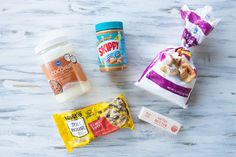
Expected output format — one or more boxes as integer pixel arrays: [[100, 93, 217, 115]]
[[35, 32, 91, 103], [95, 21, 127, 72]]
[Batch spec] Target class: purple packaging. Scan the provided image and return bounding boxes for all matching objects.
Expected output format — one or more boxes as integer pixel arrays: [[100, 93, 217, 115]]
[[135, 5, 220, 108]]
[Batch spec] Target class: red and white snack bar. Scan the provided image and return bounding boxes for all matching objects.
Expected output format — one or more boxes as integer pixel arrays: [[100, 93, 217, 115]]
[[138, 107, 182, 135]]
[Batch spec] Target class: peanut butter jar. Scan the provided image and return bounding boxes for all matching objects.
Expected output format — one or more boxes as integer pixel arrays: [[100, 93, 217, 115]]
[[95, 21, 127, 72]]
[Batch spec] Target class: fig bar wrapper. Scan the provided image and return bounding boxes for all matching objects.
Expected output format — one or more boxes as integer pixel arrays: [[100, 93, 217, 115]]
[[135, 5, 220, 108], [53, 94, 135, 152]]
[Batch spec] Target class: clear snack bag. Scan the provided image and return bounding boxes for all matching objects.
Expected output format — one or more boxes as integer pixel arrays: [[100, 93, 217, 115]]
[[135, 5, 220, 108]]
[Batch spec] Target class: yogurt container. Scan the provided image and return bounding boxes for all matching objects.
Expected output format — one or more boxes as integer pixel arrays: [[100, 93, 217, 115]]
[[35, 31, 91, 103], [95, 21, 127, 72]]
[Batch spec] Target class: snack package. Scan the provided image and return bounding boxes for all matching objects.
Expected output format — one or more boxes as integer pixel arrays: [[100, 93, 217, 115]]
[[135, 5, 220, 108], [53, 94, 135, 152], [138, 107, 182, 135]]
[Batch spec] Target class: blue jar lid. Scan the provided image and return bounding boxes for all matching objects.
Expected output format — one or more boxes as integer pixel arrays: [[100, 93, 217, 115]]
[[95, 21, 123, 32]]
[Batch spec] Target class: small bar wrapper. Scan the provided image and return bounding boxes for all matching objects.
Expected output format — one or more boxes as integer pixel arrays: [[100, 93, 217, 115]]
[[53, 94, 135, 152], [135, 5, 220, 108], [138, 107, 182, 135]]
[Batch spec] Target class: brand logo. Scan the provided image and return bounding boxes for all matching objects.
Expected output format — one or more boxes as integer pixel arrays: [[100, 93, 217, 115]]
[[55, 60, 61, 66], [98, 40, 119, 57], [193, 27, 198, 34], [50, 62, 73, 76], [64, 111, 82, 121]]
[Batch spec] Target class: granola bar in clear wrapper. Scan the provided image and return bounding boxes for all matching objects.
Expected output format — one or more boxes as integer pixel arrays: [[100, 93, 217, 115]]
[[135, 5, 220, 108]]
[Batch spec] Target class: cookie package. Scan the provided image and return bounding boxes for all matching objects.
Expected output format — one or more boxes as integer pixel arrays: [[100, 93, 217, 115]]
[[53, 94, 135, 152], [135, 5, 220, 108], [138, 107, 182, 135]]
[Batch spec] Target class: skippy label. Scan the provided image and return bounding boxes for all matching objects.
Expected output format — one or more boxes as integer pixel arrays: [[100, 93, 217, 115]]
[[98, 40, 119, 57], [138, 107, 182, 135], [53, 94, 135, 152], [96, 31, 127, 68]]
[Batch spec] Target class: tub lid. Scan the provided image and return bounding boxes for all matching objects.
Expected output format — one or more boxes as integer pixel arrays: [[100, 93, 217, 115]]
[[95, 21, 123, 32], [34, 31, 68, 55]]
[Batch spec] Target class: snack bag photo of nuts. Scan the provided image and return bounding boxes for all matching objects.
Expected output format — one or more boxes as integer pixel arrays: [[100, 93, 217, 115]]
[[104, 97, 129, 127], [159, 54, 179, 76], [159, 49, 196, 83], [178, 61, 196, 83], [117, 55, 124, 64], [109, 57, 117, 64]]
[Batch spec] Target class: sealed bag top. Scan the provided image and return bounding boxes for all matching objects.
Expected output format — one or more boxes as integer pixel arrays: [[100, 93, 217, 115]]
[[180, 5, 220, 48]]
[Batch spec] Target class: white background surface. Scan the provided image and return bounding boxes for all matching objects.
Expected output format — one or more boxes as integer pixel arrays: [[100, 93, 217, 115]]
[[0, 0, 235, 156]]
